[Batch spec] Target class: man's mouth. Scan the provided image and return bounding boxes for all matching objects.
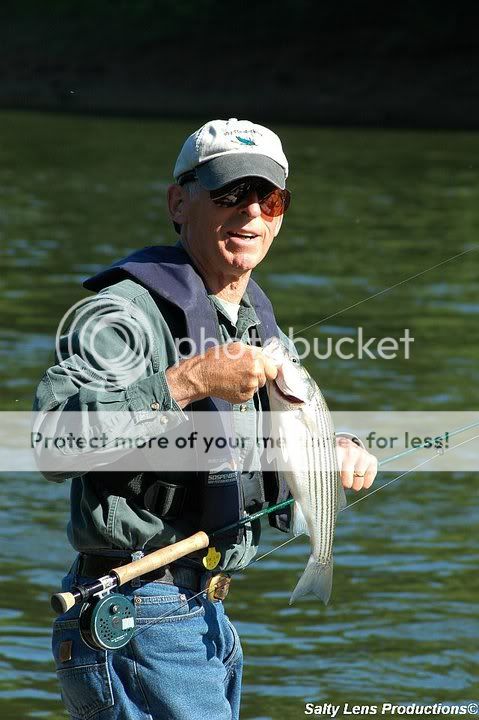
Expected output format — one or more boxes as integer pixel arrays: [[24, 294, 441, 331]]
[[227, 231, 258, 241]]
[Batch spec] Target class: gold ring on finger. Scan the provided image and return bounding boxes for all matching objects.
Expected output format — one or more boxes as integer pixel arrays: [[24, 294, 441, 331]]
[[353, 471, 365, 477]]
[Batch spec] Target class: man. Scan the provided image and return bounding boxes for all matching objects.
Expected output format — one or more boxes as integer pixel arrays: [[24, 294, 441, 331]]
[[35, 118, 377, 720]]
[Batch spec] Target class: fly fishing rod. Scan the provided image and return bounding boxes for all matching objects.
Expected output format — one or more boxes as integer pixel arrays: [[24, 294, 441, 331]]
[[50, 422, 479, 651], [50, 532, 211, 650], [49, 498, 299, 651]]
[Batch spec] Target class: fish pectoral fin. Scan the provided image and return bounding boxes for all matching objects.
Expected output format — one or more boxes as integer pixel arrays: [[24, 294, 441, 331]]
[[301, 405, 317, 437], [266, 441, 277, 465], [289, 555, 333, 606], [276, 424, 289, 463], [292, 501, 310, 537], [266, 427, 289, 465]]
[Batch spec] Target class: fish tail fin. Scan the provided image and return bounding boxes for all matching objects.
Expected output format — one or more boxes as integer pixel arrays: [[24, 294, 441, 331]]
[[289, 555, 333, 606]]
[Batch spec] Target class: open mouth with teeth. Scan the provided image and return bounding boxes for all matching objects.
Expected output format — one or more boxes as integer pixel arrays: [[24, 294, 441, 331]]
[[227, 231, 258, 240]]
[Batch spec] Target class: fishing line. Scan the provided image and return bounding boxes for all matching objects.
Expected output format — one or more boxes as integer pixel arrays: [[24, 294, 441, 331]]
[[126, 462, 446, 641], [66, 240, 479, 645], [373, 420, 479, 468], [124, 534, 298, 642], [53, 425, 477, 647], [345, 431, 479, 511], [294, 245, 479, 335], [128, 428, 479, 640], [249, 435, 478, 564], [254, 429, 479, 560]]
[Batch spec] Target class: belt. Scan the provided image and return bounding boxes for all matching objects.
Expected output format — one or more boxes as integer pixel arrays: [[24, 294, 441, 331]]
[[76, 554, 231, 601]]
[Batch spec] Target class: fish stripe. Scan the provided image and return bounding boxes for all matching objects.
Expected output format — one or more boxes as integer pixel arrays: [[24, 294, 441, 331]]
[[266, 347, 341, 601]]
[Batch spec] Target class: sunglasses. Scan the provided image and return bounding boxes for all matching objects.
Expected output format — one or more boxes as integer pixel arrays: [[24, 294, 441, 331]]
[[179, 173, 291, 218]]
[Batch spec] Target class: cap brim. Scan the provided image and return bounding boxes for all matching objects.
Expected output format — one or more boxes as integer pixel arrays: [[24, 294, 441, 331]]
[[195, 154, 286, 190]]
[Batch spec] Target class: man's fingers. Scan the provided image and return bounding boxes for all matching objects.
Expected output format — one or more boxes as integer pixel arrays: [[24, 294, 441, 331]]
[[340, 463, 356, 489], [351, 461, 369, 491], [337, 440, 378, 491], [337, 442, 357, 488], [363, 457, 378, 490], [256, 370, 267, 389]]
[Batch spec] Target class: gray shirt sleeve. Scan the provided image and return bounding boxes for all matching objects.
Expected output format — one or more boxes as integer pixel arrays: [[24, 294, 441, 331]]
[[33, 282, 188, 481]]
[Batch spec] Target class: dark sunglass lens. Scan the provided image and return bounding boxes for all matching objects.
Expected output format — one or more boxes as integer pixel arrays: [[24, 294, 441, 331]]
[[211, 181, 249, 207], [211, 180, 290, 216]]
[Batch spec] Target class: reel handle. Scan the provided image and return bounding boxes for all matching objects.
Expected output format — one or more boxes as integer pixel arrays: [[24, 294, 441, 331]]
[[113, 531, 210, 586], [51, 590, 77, 614]]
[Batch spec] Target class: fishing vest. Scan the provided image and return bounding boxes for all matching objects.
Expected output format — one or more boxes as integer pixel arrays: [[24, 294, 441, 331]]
[[83, 244, 291, 542]]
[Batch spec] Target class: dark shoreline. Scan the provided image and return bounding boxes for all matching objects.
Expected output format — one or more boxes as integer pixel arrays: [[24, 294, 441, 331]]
[[2, 3, 478, 131], [3, 53, 477, 132], [2, 102, 479, 133]]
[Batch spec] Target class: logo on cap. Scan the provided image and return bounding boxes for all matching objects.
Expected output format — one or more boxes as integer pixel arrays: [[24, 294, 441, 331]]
[[236, 136, 256, 146]]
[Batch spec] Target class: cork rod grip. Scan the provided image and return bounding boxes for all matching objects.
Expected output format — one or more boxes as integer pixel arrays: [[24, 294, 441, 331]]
[[51, 591, 77, 614], [113, 531, 210, 586]]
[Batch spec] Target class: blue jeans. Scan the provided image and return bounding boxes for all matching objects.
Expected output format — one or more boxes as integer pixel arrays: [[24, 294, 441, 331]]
[[52, 562, 243, 719]]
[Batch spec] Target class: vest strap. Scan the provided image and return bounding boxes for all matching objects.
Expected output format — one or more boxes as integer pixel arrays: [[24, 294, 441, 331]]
[[84, 245, 291, 539]]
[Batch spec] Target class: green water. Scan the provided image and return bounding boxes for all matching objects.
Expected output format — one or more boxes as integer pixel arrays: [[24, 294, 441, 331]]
[[0, 112, 478, 719]]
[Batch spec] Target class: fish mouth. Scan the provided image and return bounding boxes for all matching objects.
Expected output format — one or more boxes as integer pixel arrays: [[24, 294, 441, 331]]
[[273, 380, 304, 404]]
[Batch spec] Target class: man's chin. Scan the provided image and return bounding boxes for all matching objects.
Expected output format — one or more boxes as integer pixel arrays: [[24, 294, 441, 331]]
[[226, 250, 262, 273], [222, 236, 265, 269]]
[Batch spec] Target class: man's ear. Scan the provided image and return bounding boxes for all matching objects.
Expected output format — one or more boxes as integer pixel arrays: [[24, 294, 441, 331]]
[[273, 215, 284, 237], [167, 184, 187, 225]]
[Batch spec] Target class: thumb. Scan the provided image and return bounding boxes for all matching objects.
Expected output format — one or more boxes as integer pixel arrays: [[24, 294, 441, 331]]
[[262, 354, 279, 381], [335, 442, 346, 467]]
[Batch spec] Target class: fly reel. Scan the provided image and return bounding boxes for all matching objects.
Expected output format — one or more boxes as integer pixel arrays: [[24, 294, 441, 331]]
[[79, 593, 136, 650]]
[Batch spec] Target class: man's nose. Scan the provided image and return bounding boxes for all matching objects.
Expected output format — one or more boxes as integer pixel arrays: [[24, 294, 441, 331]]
[[239, 191, 262, 218]]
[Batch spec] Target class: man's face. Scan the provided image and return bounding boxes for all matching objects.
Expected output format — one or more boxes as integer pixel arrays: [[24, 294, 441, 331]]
[[175, 182, 284, 276]]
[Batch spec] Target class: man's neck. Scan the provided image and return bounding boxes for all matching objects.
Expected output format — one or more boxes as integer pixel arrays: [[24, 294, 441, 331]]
[[213, 279, 248, 303]]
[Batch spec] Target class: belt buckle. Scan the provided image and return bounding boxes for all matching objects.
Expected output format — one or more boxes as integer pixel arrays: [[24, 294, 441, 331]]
[[206, 573, 231, 602]]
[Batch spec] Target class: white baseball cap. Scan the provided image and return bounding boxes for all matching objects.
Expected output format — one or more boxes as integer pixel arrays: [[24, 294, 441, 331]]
[[173, 118, 289, 190]]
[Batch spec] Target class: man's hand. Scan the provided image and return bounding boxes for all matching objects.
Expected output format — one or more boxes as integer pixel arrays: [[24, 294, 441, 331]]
[[166, 342, 278, 408], [336, 436, 378, 491], [200, 342, 279, 404]]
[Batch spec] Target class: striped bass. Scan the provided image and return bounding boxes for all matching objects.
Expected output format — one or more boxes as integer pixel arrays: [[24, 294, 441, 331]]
[[263, 338, 345, 605]]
